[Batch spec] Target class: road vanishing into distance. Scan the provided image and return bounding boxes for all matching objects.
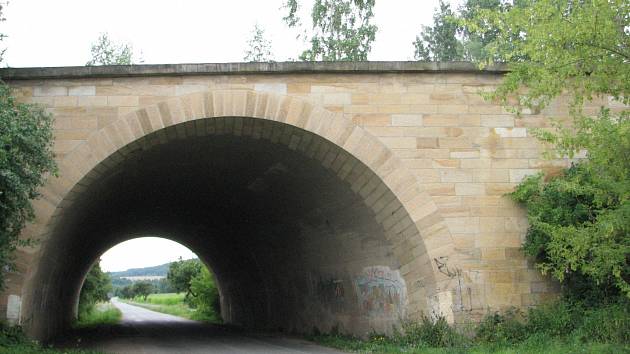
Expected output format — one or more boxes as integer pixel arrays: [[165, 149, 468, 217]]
[[61, 298, 344, 354]]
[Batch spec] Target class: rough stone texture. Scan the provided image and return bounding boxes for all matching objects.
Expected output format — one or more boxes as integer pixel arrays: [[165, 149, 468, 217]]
[[0, 62, 603, 341]]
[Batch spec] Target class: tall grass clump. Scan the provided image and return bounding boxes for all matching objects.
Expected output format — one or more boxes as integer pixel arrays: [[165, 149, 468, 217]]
[[310, 298, 630, 353], [397, 314, 467, 348], [75, 302, 121, 328]]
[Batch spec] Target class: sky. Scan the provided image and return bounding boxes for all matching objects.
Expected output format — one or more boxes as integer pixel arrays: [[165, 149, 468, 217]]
[[1, 0, 463, 67], [100, 237, 198, 272], [4, 0, 460, 271]]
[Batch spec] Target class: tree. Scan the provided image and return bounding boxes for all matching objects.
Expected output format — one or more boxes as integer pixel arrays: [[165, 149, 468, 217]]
[[413, 0, 508, 62], [119, 285, 135, 299], [86, 33, 138, 66], [467, 0, 629, 299], [0, 86, 56, 288], [243, 24, 274, 62], [78, 262, 112, 318], [189, 266, 221, 321], [457, 0, 511, 61], [167, 258, 202, 299], [0, 4, 6, 63], [132, 281, 154, 301], [413, 0, 463, 61], [283, 0, 377, 61], [0, 3, 57, 290]]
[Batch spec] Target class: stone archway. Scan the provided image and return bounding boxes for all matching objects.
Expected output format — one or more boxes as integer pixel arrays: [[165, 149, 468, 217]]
[[17, 90, 461, 340]]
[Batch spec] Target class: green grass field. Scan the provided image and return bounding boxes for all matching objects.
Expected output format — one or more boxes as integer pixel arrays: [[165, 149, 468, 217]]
[[133, 292, 186, 306], [122, 293, 199, 321]]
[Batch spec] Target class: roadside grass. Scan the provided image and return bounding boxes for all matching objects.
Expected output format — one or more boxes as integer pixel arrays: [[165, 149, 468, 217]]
[[310, 299, 630, 354], [121, 293, 221, 323], [312, 333, 630, 354], [0, 324, 101, 354], [75, 302, 121, 328]]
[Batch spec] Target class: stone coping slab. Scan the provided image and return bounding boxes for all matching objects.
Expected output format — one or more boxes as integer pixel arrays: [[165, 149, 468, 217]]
[[0, 61, 507, 80]]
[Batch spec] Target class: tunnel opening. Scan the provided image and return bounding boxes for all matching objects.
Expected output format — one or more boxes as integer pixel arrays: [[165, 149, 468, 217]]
[[77, 236, 220, 325], [24, 116, 428, 340]]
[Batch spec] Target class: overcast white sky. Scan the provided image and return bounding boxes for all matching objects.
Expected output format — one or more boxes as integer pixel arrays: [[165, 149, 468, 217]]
[[100, 237, 198, 272], [5, 0, 459, 271], [2, 0, 462, 67]]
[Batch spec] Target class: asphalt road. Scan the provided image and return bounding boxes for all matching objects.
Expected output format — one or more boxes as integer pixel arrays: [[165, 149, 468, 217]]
[[64, 298, 344, 354]]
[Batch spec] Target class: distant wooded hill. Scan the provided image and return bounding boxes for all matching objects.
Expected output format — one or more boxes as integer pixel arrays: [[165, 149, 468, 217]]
[[109, 260, 184, 278]]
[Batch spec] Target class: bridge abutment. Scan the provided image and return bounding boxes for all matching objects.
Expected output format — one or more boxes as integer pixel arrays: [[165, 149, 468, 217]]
[[0, 62, 573, 341]]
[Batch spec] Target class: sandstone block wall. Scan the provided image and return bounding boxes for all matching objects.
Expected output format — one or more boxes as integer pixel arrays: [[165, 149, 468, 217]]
[[3, 62, 611, 335]]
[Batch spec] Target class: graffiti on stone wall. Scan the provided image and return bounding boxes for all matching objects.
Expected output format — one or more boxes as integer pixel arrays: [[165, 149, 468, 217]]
[[315, 276, 347, 313], [317, 277, 345, 303], [355, 266, 406, 318]]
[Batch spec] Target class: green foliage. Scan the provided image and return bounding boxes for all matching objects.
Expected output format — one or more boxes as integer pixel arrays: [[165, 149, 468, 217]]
[[188, 266, 220, 322], [112, 277, 172, 297], [119, 284, 135, 299], [474, 308, 527, 344], [525, 300, 576, 337], [0, 323, 27, 347], [243, 24, 274, 62], [413, 0, 509, 62], [311, 300, 630, 352], [283, 0, 377, 61], [131, 281, 153, 301], [167, 257, 202, 299], [78, 262, 112, 319], [0, 324, 99, 353], [457, 0, 513, 61], [398, 314, 466, 348], [463, 0, 630, 299], [475, 299, 630, 345], [0, 82, 56, 288], [466, 0, 629, 120], [166, 258, 221, 321], [86, 33, 137, 66], [510, 128, 629, 298], [413, 1, 463, 61], [135, 292, 185, 306], [124, 292, 221, 323], [164, 259, 221, 321], [117, 280, 154, 300], [574, 301, 630, 343], [74, 302, 121, 328], [0, 4, 6, 63]]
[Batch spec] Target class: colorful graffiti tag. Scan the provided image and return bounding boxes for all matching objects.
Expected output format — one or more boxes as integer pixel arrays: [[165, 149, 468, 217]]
[[355, 266, 406, 318]]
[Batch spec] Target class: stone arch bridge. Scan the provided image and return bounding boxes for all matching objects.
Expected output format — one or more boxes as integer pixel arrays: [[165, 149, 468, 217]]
[[0, 62, 572, 341]]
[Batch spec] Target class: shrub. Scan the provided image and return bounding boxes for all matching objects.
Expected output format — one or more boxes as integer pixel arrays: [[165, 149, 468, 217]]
[[510, 113, 630, 300], [525, 300, 577, 337], [189, 267, 221, 322], [0, 82, 56, 288], [0, 323, 27, 347], [475, 308, 527, 344], [78, 262, 111, 321], [400, 313, 467, 347], [574, 300, 630, 344]]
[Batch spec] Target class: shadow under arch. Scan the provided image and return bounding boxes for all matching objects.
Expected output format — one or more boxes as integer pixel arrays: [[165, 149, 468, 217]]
[[21, 90, 460, 341]]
